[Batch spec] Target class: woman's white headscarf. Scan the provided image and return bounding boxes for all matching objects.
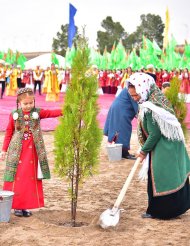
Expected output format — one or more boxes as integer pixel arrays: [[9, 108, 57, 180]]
[[127, 74, 185, 181], [127, 72, 185, 143], [126, 72, 155, 104]]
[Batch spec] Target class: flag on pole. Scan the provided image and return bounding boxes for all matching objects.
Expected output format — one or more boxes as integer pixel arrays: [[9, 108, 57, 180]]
[[153, 39, 162, 55], [68, 3, 77, 48], [51, 52, 59, 65], [163, 7, 170, 50]]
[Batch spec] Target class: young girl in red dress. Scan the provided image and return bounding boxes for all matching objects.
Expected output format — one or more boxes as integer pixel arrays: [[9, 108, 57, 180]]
[[0, 88, 62, 217]]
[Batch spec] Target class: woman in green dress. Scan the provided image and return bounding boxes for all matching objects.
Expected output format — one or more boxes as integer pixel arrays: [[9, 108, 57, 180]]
[[127, 72, 190, 219]]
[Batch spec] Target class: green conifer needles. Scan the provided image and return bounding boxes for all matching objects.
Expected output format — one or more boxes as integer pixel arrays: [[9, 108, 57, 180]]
[[165, 78, 187, 136], [54, 36, 102, 226]]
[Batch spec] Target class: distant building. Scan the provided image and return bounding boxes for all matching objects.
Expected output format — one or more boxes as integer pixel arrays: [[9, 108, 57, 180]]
[[23, 51, 51, 60]]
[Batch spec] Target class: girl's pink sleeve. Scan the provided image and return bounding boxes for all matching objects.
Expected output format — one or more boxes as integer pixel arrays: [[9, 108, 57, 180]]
[[39, 109, 62, 119], [2, 114, 15, 152]]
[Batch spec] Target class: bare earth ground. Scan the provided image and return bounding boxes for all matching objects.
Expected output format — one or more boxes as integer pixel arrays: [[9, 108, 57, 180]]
[[0, 131, 190, 246]]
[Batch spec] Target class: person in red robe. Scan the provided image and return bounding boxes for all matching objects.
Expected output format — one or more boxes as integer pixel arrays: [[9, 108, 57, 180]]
[[162, 69, 170, 83], [0, 88, 62, 217], [180, 68, 190, 94], [102, 70, 108, 93]]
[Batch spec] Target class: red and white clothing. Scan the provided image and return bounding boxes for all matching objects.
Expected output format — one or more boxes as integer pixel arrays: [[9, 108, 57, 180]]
[[21, 70, 31, 85], [2, 109, 62, 209], [180, 71, 190, 94]]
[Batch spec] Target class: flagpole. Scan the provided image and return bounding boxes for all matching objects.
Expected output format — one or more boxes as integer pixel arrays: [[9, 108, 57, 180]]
[[163, 7, 170, 51], [68, 3, 77, 48]]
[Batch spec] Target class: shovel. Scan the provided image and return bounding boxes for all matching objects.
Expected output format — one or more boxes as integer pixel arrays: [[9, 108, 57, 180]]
[[99, 157, 141, 229]]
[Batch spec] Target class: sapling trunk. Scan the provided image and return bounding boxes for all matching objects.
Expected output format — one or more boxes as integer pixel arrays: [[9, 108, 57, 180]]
[[54, 33, 102, 226]]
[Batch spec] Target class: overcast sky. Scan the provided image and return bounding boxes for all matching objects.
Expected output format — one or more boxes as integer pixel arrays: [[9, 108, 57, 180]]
[[0, 0, 189, 52]]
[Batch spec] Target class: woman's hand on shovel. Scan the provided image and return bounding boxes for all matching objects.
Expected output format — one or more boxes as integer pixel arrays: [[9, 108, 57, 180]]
[[0, 151, 6, 161], [137, 151, 147, 163]]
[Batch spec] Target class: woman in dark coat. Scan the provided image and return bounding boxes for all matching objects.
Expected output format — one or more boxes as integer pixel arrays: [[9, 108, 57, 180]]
[[104, 87, 138, 159]]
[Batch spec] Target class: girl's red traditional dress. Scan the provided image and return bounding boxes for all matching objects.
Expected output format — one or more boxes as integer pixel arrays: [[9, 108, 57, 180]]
[[2, 109, 62, 210]]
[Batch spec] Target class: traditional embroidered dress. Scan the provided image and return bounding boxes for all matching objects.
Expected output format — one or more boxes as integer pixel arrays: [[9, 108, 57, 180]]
[[6, 68, 17, 96], [2, 108, 62, 210], [128, 72, 190, 219], [180, 70, 190, 95], [42, 69, 50, 94], [45, 69, 60, 102], [21, 70, 31, 86]]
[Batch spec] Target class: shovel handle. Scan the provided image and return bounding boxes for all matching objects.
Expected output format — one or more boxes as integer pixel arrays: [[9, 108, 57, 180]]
[[113, 157, 141, 209]]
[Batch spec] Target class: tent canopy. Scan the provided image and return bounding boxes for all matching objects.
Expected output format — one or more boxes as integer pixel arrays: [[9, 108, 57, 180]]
[[24, 53, 65, 70]]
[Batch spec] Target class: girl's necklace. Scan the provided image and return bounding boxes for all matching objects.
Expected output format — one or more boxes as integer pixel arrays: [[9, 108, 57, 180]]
[[23, 114, 32, 140]]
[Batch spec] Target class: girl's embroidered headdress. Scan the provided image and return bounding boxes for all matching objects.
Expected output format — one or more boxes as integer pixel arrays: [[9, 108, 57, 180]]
[[17, 88, 33, 96]]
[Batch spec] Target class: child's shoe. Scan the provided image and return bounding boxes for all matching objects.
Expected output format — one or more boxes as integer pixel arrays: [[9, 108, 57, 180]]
[[22, 210, 32, 217], [14, 209, 23, 217]]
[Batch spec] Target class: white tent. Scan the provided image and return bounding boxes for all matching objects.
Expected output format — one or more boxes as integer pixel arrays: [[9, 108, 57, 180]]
[[24, 53, 65, 70]]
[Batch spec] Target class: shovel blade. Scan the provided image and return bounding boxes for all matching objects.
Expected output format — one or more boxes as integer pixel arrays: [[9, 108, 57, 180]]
[[99, 208, 120, 229]]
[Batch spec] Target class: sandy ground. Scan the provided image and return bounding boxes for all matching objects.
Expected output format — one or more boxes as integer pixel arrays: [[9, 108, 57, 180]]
[[0, 130, 190, 246]]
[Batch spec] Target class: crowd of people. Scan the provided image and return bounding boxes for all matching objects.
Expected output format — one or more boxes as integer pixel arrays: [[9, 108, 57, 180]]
[[1, 58, 190, 101], [0, 60, 71, 101], [98, 65, 190, 95], [0, 60, 190, 221]]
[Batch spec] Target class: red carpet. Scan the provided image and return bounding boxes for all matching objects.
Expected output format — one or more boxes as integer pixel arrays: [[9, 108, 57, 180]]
[[0, 93, 189, 131], [0, 93, 116, 131]]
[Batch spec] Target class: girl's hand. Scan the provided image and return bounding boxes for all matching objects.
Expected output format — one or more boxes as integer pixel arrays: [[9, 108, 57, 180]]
[[0, 151, 6, 161]]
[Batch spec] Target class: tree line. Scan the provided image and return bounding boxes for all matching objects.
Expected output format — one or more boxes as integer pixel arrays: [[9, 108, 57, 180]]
[[52, 14, 164, 57]]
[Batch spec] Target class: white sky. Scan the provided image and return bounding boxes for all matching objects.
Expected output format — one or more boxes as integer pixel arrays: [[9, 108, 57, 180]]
[[0, 0, 189, 52]]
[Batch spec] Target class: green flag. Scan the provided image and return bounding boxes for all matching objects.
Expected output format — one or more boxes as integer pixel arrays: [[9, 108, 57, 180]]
[[101, 46, 110, 70], [65, 46, 76, 68], [153, 40, 162, 55], [109, 42, 117, 69], [51, 52, 59, 66], [16, 51, 27, 69], [115, 40, 127, 69]]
